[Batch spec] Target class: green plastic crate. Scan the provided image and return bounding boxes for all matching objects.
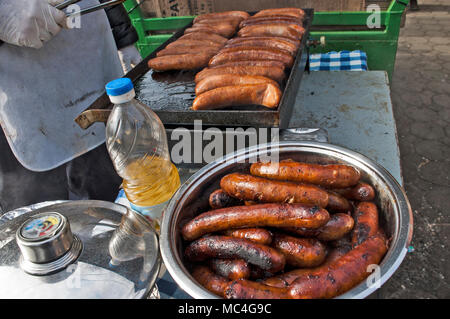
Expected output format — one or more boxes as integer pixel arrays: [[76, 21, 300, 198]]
[[123, 0, 409, 80]]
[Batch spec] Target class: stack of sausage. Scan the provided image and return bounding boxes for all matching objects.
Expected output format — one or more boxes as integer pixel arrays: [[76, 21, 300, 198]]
[[148, 11, 249, 72], [181, 160, 388, 299], [192, 8, 306, 110]]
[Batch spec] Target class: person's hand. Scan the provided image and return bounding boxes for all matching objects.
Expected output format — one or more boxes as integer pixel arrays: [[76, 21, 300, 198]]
[[118, 45, 142, 74], [0, 0, 68, 49]]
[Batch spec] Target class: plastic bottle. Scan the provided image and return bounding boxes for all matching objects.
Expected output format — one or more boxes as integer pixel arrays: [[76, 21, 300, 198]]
[[105, 78, 180, 224]]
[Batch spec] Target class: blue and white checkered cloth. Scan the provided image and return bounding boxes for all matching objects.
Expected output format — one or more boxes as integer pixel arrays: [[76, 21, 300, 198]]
[[309, 50, 368, 71]]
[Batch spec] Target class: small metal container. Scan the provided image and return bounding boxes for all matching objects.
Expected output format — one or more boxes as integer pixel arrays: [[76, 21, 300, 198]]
[[0, 200, 161, 299], [160, 141, 413, 299]]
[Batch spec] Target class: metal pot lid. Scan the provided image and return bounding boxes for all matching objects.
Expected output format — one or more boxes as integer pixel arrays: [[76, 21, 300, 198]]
[[0, 200, 160, 299]]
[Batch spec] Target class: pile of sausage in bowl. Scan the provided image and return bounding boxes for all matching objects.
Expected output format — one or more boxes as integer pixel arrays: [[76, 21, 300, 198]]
[[160, 141, 413, 299]]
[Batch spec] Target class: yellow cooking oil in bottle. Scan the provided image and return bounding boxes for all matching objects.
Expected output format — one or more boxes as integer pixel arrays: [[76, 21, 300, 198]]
[[105, 78, 180, 227]]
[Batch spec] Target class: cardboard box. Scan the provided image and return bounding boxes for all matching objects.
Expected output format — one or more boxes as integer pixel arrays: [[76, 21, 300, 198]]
[[158, 0, 191, 16], [190, 0, 215, 15], [213, 0, 365, 12], [140, 0, 366, 18], [140, 0, 215, 17]]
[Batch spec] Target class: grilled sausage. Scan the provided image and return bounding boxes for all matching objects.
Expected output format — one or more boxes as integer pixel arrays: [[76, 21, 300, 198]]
[[263, 245, 353, 288], [330, 234, 353, 250], [209, 60, 286, 70], [351, 202, 379, 247], [334, 182, 376, 202], [189, 23, 237, 38], [227, 36, 300, 47], [289, 232, 388, 299], [220, 173, 329, 207], [218, 45, 293, 57], [224, 39, 298, 56], [178, 32, 228, 45], [222, 228, 273, 245], [194, 11, 250, 24], [209, 189, 243, 209], [272, 233, 327, 268], [240, 15, 303, 28], [157, 46, 219, 57], [326, 191, 353, 214], [194, 65, 286, 84], [185, 236, 286, 273], [249, 266, 266, 280], [284, 213, 355, 241], [191, 265, 229, 297], [148, 52, 215, 71], [240, 15, 303, 24], [239, 18, 304, 29], [195, 74, 278, 95], [166, 39, 223, 49], [192, 83, 282, 110], [209, 259, 251, 280], [184, 26, 223, 35], [253, 8, 305, 18], [181, 203, 330, 241], [210, 47, 294, 68], [194, 18, 241, 28], [250, 161, 361, 188], [238, 24, 305, 41], [225, 279, 291, 299]]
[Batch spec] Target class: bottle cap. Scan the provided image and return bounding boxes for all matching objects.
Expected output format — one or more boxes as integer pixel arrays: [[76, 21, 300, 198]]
[[105, 78, 136, 103], [105, 78, 134, 96]]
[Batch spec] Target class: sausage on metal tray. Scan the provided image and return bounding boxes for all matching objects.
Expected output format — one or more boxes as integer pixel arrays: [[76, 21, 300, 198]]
[[194, 65, 286, 84], [178, 32, 228, 45], [227, 36, 300, 47], [250, 161, 361, 188], [224, 38, 298, 56], [208, 60, 286, 70], [192, 83, 282, 110], [194, 11, 250, 24], [148, 52, 215, 71], [195, 74, 279, 95], [220, 172, 329, 207], [189, 23, 237, 38], [185, 235, 286, 273], [253, 8, 305, 18], [157, 46, 220, 57], [240, 17, 303, 29], [194, 17, 241, 28], [181, 203, 330, 241], [209, 47, 294, 68], [238, 24, 305, 41], [166, 39, 223, 49]]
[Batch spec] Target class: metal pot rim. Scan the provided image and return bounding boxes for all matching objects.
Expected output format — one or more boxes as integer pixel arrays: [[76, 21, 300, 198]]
[[161, 141, 413, 299]]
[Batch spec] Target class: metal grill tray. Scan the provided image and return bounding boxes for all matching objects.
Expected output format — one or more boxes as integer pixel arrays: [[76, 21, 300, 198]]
[[76, 9, 313, 129]]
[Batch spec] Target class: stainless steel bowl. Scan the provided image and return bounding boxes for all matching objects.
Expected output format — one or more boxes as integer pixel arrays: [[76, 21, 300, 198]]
[[160, 141, 413, 299]]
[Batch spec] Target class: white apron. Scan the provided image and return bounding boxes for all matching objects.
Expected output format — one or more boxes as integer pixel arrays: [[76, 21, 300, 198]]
[[0, 0, 123, 172]]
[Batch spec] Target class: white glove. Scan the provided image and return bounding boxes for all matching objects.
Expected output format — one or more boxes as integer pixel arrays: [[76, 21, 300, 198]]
[[0, 0, 68, 49], [118, 45, 142, 74]]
